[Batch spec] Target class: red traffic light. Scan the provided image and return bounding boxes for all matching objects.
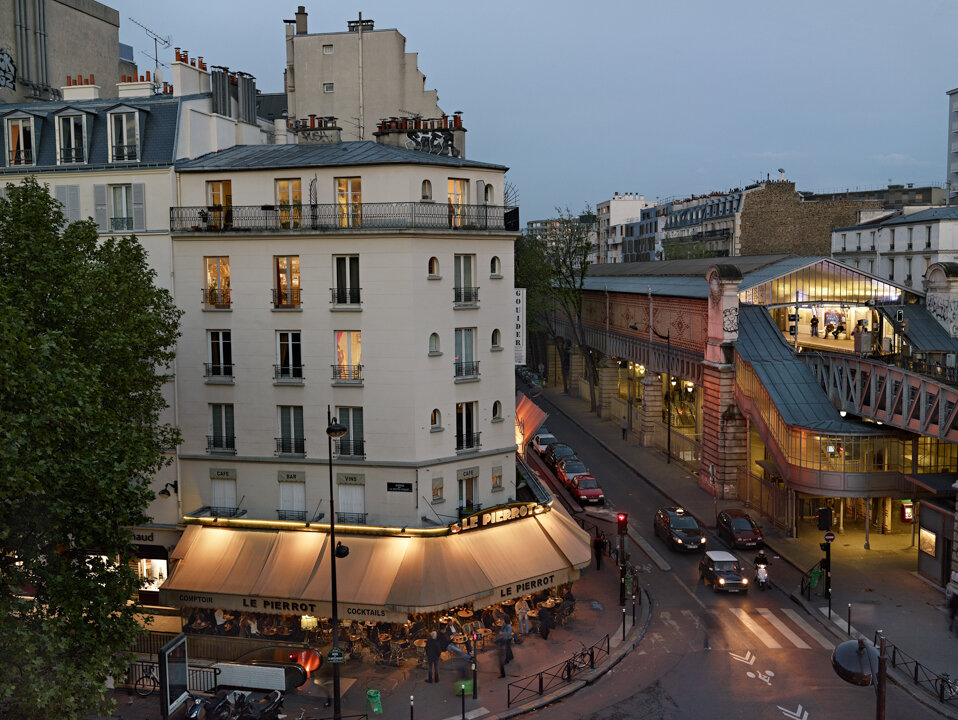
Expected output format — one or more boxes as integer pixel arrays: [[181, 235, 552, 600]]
[[616, 513, 628, 535]]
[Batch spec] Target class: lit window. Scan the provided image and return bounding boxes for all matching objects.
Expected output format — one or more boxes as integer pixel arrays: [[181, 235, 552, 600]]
[[428, 256, 440, 276], [6, 116, 34, 165], [492, 466, 503, 490], [204, 256, 231, 308], [336, 177, 362, 228], [275, 178, 302, 229], [448, 178, 468, 227], [334, 330, 362, 381], [432, 476, 443, 502], [431, 409, 442, 429], [274, 255, 301, 307]]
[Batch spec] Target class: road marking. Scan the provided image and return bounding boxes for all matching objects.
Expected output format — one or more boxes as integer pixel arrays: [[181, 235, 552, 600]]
[[730, 608, 782, 648], [816, 605, 865, 640], [757, 608, 810, 649], [659, 611, 682, 635], [782, 609, 833, 649], [681, 609, 701, 629], [440, 709, 488, 720], [728, 650, 755, 665], [777, 703, 808, 720]]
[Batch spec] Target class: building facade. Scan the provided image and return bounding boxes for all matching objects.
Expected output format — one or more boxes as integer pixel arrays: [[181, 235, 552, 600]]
[[595, 192, 653, 263]]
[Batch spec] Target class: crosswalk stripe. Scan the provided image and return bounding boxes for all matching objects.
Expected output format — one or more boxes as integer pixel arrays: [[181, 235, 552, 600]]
[[757, 608, 810, 649], [782, 608, 834, 649], [729, 608, 782, 648]]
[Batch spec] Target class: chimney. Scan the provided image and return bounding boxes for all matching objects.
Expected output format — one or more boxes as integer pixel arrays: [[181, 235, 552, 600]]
[[373, 112, 466, 158], [295, 5, 308, 34], [61, 74, 100, 100], [290, 115, 341, 144], [171, 49, 211, 97]]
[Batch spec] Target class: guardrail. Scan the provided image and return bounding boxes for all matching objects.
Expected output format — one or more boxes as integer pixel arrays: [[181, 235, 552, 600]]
[[119, 660, 219, 693], [876, 631, 958, 706], [506, 633, 610, 707]]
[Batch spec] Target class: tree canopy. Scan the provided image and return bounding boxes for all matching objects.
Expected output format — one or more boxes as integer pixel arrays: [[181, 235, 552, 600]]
[[0, 177, 181, 718]]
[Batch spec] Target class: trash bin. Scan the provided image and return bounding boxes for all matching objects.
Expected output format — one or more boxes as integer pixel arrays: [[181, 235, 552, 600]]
[[366, 688, 382, 715], [455, 680, 474, 696], [810, 568, 821, 590]]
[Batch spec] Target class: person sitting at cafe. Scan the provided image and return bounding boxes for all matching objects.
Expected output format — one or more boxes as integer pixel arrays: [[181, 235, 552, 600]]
[[493, 605, 509, 625], [214, 608, 232, 635], [481, 608, 496, 629], [532, 588, 551, 606]]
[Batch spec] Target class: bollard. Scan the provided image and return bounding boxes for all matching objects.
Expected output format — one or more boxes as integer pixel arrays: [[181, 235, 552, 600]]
[[632, 592, 636, 626], [847, 603, 851, 636], [471, 655, 477, 700], [410, 694, 414, 720], [622, 606, 626, 641]]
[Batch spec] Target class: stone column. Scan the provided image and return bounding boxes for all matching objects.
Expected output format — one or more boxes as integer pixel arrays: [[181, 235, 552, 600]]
[[568, 348, 585, 398], [596, 359, 619, 420], [640, 373, 662, 448], [547, 343, 563, 390]]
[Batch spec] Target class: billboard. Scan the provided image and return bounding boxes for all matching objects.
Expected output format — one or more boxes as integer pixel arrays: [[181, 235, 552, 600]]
[[514, 288, 526, 366]]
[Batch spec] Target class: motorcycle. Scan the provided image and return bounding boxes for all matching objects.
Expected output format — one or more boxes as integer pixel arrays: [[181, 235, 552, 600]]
[[755, 561, 770, 590], [234, 690, 284, 720]]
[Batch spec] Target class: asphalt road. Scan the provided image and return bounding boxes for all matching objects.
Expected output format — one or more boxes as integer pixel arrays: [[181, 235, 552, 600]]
[[525, 390, 943, 720]]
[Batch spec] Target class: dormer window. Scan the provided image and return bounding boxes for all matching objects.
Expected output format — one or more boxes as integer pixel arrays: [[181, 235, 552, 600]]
[[57, 115, 85, 164], [6, 117, 34, 166], [109, 111, 138, 162]]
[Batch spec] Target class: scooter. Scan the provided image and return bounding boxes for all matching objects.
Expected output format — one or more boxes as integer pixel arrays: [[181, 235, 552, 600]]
[[234, 690, 284, 720], [755, 562, 770, 590]]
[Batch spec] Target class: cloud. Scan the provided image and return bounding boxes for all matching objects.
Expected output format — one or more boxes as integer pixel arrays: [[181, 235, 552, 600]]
[[869, 153, 934, 167]]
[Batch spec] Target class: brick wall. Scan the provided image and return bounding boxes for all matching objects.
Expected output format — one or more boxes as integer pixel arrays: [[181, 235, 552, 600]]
[[739, 182, 881, 256]]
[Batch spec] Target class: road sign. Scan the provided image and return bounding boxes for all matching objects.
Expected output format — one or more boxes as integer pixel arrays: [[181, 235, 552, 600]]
[[824, 531, 835, 543], [327, 647, 345, 664]]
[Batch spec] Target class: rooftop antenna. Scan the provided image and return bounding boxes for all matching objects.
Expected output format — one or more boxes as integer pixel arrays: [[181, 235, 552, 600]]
[[398, 108, 423, 119], [129, 17, 171, 90]]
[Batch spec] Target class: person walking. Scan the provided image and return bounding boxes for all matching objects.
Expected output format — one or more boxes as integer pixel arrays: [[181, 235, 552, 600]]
[[538, 606, 555, 640], [496, 622, 514, 678], [594, 531, 605, 571], [810, 315, 819, 337], [425, 631, 442, 683], [621, 416, 628, 440], [515, 596, 531, 635]]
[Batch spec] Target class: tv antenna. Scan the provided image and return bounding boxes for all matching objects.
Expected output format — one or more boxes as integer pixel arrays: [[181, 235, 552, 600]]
[[129, 17, 171, 88]]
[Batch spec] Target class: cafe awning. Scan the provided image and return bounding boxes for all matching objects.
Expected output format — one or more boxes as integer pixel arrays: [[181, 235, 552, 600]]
[[159, 507, 591, 620]]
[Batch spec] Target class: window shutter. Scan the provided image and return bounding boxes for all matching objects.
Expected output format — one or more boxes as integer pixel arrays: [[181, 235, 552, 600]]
[[93, 184, 107, 231], [55, 185, 81, 224], [132, 182, 146, 231]]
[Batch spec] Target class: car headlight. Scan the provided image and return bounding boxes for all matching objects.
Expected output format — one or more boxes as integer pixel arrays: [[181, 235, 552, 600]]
[[701, 537, 707, 544], [675, 537, 683, 544], [718, 577, 726, 585], [742, 578, 748, 585]]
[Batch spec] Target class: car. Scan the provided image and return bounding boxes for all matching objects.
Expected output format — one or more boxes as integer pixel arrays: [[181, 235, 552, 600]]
[[531, 431, 558, 456], [556, 457, 592, 486], [699, 550, 749, 593], [569, 475, 605, 505], [716, 509, 764, 549], [653, 506, 707, 552], [543, 443, 576, 472]]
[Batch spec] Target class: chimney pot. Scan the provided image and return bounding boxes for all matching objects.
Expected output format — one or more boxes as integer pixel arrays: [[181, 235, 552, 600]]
[[89, 74, 94, 85], [295, 5, 308, 34], [174, 47, 181, 61], [146, 70, 151, 82]]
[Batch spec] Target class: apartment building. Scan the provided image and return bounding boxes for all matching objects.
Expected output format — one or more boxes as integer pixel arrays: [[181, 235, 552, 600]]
[[596, 192, 653, 263]]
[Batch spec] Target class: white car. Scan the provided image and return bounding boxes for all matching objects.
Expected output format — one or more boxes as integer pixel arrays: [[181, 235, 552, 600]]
[[531, 432, 557, 455]]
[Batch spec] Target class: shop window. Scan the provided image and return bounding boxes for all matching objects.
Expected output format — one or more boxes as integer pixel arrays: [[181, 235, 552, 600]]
[[137, 558, 168, 592], [432, 476, 444, 503]]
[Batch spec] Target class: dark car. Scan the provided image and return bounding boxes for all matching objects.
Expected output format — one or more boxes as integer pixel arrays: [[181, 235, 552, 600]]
[[716, 509, 764, 549], [699, 550, 749, 593], [556, 457, 591, 486], [653, 506, 707, 552], [543, 443, 576, 472], [569, 475, 605, 505]]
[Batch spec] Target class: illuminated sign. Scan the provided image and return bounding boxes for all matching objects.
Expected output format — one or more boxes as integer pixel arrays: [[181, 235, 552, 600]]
[[449, 502, 545, 534]]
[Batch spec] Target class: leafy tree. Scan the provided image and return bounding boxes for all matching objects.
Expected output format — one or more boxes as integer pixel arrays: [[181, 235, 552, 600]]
[[664, 240, 713, 260], [0, 177, 181, 719]]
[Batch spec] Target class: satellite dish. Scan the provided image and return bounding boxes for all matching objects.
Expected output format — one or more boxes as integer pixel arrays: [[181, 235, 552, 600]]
[[153, 67, 164, 86]]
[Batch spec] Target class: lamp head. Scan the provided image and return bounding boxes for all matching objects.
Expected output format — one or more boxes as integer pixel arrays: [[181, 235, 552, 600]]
[[158, 481, 178, 497], [327, 418, 348, 440]]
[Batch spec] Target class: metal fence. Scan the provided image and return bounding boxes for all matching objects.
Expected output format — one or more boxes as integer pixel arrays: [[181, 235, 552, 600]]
[[119, 659, 219, 693], [506, 634, 610, 707], [876, 632, 958, 706]]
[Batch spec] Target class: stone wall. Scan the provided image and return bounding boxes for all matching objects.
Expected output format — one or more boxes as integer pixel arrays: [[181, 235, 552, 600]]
[[739, 182, 881, 256]]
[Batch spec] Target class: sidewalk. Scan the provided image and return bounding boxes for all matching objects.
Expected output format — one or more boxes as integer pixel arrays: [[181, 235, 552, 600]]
[[537, 384, 958, 717]]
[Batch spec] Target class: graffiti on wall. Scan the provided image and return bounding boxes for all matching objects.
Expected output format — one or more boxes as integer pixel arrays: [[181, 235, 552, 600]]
[[404, 130, 459, 157], [926, 293, 958, 336], [0, 48, 16, 90]]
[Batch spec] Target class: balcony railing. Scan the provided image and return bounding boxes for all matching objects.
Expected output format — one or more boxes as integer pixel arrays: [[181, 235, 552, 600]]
[[203, 288, 232, 308], [336, 511, 367, 525], [171, 203, 519, 234], [454, 286, 480, 304], [110, 216, 134, 231], [113, 143, 138, 161], [275, 437, 306, 455], [206, 435, 236, 454], [277, 509, 307, 522], [206, 506, 243, 518], [272, 289, 301, 308], [204, 362, 234, 379], [335, 438, 366, 458], [458, 503, 483, 520], [456, 432, 481, 452], [8, 149, 33, 165], [332, 364, 363, 383], [330, 287, 362, 305], [59, 146, 84, 163], [274, 364, 304, 381], [454, 360, 480, 378]]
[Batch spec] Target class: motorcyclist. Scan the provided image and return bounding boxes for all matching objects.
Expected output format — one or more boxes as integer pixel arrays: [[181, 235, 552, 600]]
[[754, 549, 769, 567]]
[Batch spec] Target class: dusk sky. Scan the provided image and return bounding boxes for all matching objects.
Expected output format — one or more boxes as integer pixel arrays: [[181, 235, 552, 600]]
[[120, 0, 958, 222]]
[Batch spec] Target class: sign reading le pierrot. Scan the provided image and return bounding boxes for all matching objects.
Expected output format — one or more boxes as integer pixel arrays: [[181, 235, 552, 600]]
[[449, 502, 545, 534]]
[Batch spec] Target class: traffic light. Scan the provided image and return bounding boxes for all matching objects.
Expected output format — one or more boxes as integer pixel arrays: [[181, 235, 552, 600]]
[[819, 543, 831, 572], [816, 507, 832, 531], [617, 513, 628, 535]]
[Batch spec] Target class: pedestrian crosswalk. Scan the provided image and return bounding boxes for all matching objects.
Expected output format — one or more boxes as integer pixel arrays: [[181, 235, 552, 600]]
[[655, 607, 835, 651]]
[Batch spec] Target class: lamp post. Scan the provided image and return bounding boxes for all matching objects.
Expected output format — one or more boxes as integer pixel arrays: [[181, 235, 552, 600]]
[[651, 325, 672, 464], [831, 633, 886, 720], [326, 407, 348, 720]]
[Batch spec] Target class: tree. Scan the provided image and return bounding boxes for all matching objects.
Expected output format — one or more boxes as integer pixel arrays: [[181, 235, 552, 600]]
[[0, 177, 182, 719]]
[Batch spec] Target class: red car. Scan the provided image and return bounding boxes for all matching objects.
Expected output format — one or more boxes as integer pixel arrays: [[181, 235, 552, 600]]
[[556, 457, 592, 486], [716, 509, 764, 549], [569, 475, 604, 505]]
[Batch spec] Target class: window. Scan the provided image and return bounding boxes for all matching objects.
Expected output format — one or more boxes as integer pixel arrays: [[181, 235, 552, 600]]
[[484, 184, 494, 204], [454, 254, 477, 304], [334, 330, 362, 381], [906, 257, 913, 283], [277, 405, 305, 455], [926, 226, 933, 249], [428, 257, 440, 276], [490, 256, 501, 276], [204, 256, 231, 308], [336, 406, 364, 457], [323, 83, 334, 93], [57, 115, 85, 164], [323, 44, 334, 54], [431, 409, 442, 429], [421, 180, 432, 201], [211, 475, 237, 510], [110, 184, 133, 232], [94, 183, 144, 233], [448, 178, 468, 227], [432, 476, 444, 503], [109, 111, 138, 161], [429, 332, 441, 354], [6, 117, 34, 165], [274, 255, 301, 307], [870, 231, 876, 250], [492, 465, 503, 491], [492, 400, 502, 420], [336, 177, 362, 228], [907, 227, 913, 250], [276, 178, 302, 228], [206, 180, 232, 229], [279, 480, 306, 521], [456, 401, 479, 451], [888, 261, 895, 281], [889, 229, 895, 251], [458, 470, 477, 510], [491, 328, 501, 348], [856, 232, 861, 251], [276, 331, 303, 380], [840, 234, 846, 252], [207, 330, 233, 378], [455, 328, 477, 378], [338, 480, 366, 523], [209, 404, 235, 453], [333, 255, 360, 304]]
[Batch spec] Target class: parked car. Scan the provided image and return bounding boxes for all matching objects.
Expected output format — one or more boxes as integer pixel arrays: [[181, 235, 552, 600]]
[[543, 443, 576, 472], [531, 431, 558, 456], [653, 506, 707, 552], [569, 475, 605, 505], [699, 550, 749, 593], [716, 509, 764, 549], [556, 457, 592, 486]]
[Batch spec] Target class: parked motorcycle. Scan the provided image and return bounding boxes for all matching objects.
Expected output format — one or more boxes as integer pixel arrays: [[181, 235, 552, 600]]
[[234, 690, 284, 720]]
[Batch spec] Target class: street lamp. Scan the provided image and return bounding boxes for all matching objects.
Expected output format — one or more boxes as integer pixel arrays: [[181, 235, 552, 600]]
[[651, 325, 672, 464], [326, 407, 348, 720], [831, 633, 886, 720]]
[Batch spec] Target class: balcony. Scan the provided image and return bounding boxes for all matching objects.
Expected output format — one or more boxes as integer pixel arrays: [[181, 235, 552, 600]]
[[8, 148, 33, 165], [457, 503, 483, 520], [273, 364, 304, 383], [336, 511, 367, 525], [272, 288, 302, 309], [204, 363, 234, 383], [332, 364, 363, 385], [453, 286, 480, 305], [59, 146, 84, 163], [277, 509, 307, 522], [110, 216, 133, 232], [206, 435, 236, 454], [275, 437, 306, 456], [454, 360, 480, 380], [170, 203, 519, 234], [113, 143, 138, 161], [330, 287, 362, 305], [203, 288, 231, 309], [335, 438, 366, 459], [456, 432, 481, 453]]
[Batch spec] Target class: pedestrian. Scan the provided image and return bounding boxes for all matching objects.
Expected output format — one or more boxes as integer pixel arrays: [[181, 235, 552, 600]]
[[593, 531, 605, 571], [949, 592, 958, 633], [538, 606, 555, 640], [810, 315, 819, 337], [425, 631, 441, 683], [496, 621, 513, 677], [515, 596, 531, 634], [621, 416, 628, 440]]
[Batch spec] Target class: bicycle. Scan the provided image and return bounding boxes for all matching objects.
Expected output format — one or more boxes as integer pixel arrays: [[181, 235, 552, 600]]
[[134, 664, 159, 697]]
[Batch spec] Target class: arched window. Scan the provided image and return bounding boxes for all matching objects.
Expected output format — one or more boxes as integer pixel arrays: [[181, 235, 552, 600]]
[[484, 184, 494, 204], [422, 180, 432, 201], [428, 256, 440, 276], [492, 401, 502, 420], [490, 256, 501, 275], [491, 328, 501, 347], [429, 332, 440, 353], [431, 409, 442, 428]]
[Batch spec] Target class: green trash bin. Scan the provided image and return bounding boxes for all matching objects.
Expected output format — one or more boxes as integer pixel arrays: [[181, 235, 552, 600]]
[[810, 568, 821, 590], [366, 688, 383, 715], [455, 680, 474, 696]]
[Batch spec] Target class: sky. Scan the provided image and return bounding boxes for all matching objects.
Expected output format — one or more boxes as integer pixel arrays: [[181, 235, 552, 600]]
[[119, 0, 958, 222]]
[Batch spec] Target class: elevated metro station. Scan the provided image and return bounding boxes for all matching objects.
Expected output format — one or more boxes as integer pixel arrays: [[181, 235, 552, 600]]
[[549, 255, 958, 587]]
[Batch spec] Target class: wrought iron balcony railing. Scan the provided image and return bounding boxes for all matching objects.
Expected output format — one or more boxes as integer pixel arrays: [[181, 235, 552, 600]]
[[8, 149, 33, 165], [456, 432, 481, 452], [206, 506, 243, 518], [458, 503, 483, 520], [206, 435, 236, 454], [335, 438, 366, 458], [59, 146, 84, 163], [336, 511, 367, 525], [272, 288, 302, 308], [203, 288, 232, 308], [204, 362, 234, 379], [171, 203, 519, 233], [453, 286, 480, 304], [273, 364, 304, 381], [110, 216, 134, 231], [332, 364, 363, 383], [454, 360, 480, 378], [275, 437, 306, 455], [277, 509, 307, 522], [113, 143, 138, 161], [330, 287, 362, 305]]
